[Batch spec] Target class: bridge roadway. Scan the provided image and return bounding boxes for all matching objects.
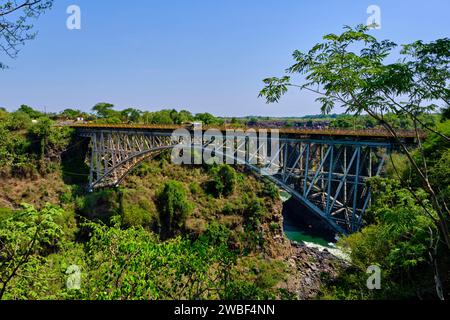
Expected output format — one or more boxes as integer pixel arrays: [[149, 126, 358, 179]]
[[68, 123, 420, 234], [68, 123, 421, 141]]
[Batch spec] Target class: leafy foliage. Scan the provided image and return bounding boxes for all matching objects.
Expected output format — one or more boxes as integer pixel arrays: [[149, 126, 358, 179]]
[[325, 178, 438, 299], [0, 204, 64, 299], [0, 1, 54, 69], [210, 164, 237, 197], [157, 180, 193, 238]]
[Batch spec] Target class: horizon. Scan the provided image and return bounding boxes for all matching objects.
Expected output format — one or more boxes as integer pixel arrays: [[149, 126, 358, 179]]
[[1, 0, 449, 116]]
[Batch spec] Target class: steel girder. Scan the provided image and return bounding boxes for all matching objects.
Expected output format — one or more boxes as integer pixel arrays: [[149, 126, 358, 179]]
[[78, 128, 391, 234]]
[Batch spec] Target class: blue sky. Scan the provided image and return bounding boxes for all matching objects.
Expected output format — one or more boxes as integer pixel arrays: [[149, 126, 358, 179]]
[[1, 0, 449, 116]]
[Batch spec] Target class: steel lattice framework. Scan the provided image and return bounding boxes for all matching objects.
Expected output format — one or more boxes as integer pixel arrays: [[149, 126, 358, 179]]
[[75, 127, 395, 234]]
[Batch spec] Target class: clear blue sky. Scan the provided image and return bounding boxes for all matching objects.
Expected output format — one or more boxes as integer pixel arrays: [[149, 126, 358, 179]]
[[1, 0, 449, 116]]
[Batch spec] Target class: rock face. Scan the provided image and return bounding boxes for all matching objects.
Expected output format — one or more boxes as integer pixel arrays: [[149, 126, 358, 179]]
[[291, 242, 347, 299], [262, 198, 348, 300]]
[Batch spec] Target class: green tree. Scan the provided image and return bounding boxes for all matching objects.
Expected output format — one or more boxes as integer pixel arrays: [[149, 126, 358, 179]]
[[334, 178, 439, 299], [60, 108, 83, 120], [6, 111, 31, 130], [150, 110, 175, 125], [174, 109, 194, 124], [17, 105, 42, 119], [195, 112, 223, 126], [83, 222, 236, 299], [0, 204, 64, 299], [92, 103, 116, 119], [120, 108, 141, 123], [29, 117, 52, 160], [157, 180, 193, 238], [211, 165, 236, 197], [441, 106, 450, 122]]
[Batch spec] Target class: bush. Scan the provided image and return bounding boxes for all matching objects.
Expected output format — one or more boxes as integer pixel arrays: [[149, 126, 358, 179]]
[[157, 180, 193, 238], [6, 111, 32, 131], [0, 207, 14, 222], [260, 180, 279, 200], [122, 204, 154, 228], [269, 222, 279, 231], [189, 181, 202, 195], [58, 188, 73, 205], [200, 222, 232, 247], [222, 202, 235, 215], [121, 189, 158, 228], [77, 189, 120, 223], [133, 161, 161, 177], [245, 198, 266, 230], [210, 164, 236, 197], [331, 178, 438, 299]]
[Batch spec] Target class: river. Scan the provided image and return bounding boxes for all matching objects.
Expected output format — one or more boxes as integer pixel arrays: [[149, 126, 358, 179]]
[[280, 192, 348, 259]]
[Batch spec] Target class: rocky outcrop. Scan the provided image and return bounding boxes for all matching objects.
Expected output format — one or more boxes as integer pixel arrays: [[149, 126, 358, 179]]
[[289, 242, 348, 299]]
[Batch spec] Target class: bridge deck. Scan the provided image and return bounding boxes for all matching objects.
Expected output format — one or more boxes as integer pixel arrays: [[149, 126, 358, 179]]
[[68, 123, 424, 140]]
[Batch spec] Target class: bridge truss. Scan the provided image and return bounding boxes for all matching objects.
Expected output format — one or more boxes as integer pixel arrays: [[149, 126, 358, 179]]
[[76, 127, 392, 234]]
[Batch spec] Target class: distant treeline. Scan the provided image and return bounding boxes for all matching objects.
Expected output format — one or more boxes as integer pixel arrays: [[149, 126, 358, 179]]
[[2, 104, 440, 131]]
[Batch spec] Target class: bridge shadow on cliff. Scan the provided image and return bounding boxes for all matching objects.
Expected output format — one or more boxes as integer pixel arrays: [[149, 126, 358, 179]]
[[61, 133, 90, 185]]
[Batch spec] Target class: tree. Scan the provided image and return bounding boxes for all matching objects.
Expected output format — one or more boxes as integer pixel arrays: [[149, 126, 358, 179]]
[[6, 110, 31, 130], [334, 178, 440, 299], [211, 164, 236, 197], [0, 204, 64, 299], [195, 112, 223, 126], [174, 110, 194, 124], [92, 102, 115, 119], [0, 0, 54, 69], [17, 104, 42, 118], [120, 108, 141, 123], [59, 108, 83, 120], [259, 25, 450, 250], [29, 116, 52, 160], [157, 180, 193, 238], [83, 222, 236, 300], [442, 106, 450, 122], [150, 109, 175, 125]]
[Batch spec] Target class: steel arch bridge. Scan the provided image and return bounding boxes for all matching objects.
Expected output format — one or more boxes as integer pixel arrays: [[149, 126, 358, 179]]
[[70, 124, 418, 234]]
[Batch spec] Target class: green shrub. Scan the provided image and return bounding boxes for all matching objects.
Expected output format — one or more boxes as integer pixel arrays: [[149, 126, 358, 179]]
[[0, 207, 14, 222], [6, 111, 32, 131], [59, 188, 73, 205], [260, 180, 279, 200], [133, 161, 161, 177], [245, 198, 266, 230], [121, 190, 158, 228], [330, 178, 438, 299], [222, 202, 235, 215], [78, 189, 120, 223], [122, 204, 153, 228], [200, 222, 232, 247], [157, 180, 193, 238], [210, 164, 236, 197], [189, 181, 202, 195], [269, 222, 279, 231]]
